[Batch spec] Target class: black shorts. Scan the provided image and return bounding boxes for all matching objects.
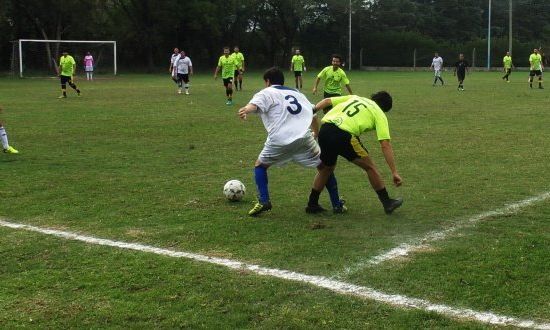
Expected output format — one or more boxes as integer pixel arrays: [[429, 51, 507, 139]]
[[323, 92, 341, 98], [294, 71, 302, 77], [223, 77, 233, 87], [60, 75, 72, 85], [530, 70, 542, 76], [318, 123, 369, 167], [505, 68, 512, 74], [457, 72, 465, 81], [177, 73, 189, 83]]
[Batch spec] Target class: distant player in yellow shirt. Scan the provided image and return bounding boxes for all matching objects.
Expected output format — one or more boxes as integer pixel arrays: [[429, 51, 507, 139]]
[[502, 51, 513, 82], [290, 49, 306, 90], [214, 47, 238, 105], [529, 48, 544, 89], [231, 46, 245, 91], [313, 54, 352, 113], [306, 92, 403, 215], [57, 51, 81, 99]]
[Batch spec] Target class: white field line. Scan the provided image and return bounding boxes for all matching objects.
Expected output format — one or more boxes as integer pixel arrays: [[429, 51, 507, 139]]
[[339, 192, 550, 277], [1, 219, 549, 329]]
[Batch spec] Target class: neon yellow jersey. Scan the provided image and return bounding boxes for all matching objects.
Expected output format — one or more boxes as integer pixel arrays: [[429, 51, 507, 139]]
[[322, 95, 390, 140], [291, 55, 305, 71], [59, 55, 76, 76], [529, 53, 542, 70], [503, 56, 512, 69], [317, 66, 350, 94], [231, 52, 245, 69], [218, 55, 237, 78]]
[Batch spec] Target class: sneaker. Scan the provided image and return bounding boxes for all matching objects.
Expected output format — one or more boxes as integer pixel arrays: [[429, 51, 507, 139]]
[[185, 90, 189, 95], [58, 95, 67, 99], [3, 146, 19, 154], [305, 204, 327, 214], [226, 100, 233, 106], [177, 89, 182, 94], [248, 201, 272, 216], [383, 198, 403, 215], [333, 200, 347, 214]]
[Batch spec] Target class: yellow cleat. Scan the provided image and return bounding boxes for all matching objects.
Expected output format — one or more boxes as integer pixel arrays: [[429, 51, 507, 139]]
[[248, 201, 272, 216], [3, 146, 19, 154]]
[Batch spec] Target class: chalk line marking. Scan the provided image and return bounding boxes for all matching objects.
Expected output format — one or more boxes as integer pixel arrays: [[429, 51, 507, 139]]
[[1, 218, 549, 329], [339, 192, 550, 277]]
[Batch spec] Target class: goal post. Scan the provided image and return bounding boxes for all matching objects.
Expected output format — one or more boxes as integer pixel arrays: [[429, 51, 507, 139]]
[[13, 39, 117, 78]]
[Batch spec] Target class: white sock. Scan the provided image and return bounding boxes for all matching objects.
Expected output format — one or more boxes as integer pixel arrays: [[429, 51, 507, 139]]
[[0, 127, 9, 149], [185, 84, 189, 91]]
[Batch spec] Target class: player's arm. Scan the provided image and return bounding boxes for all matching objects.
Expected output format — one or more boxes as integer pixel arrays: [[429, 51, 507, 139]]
[[214, 66, 221, 79], [238, 103, 257, 120], [303, 61, 306, 72], [313, 98, 332, 113], [310, 114, 320, 138], [312, 77, 321, 94], [345, 84, 352, 95], [241, 59, 245, 72], [379, 139, 402, 186], [290, 59, 293, 72], [189, 64, 193, 75]]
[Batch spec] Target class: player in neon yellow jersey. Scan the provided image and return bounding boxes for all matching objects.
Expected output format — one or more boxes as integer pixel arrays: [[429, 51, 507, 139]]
[[313, 54, 352, 113], [0, 105, 18, 154], [306, 92, 403, 215], [290, 49, 306, 90], [529, 48, 544, 89], [502, 51, 513, 82], [58, 51, 81, 99], [231, 46, 245, 91], [214, 47, 238, 105]]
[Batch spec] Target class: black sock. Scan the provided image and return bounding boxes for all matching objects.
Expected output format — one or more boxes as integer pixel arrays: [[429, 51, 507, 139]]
[[439, 77, 444, 85], [63, 91, 67, 97], [433, 78, 438, 85], [239, 81, 242, 89], [308, 189, 321, 206], [376, 188, 390, 205], [76, 89, 80, 93]]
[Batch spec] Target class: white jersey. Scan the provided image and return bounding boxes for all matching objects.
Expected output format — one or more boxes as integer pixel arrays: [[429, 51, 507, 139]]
[[431, 56, 443, 71], [170, 53, 180, 74], [249, 85, 314, 146], [176, 56, 192, 74]]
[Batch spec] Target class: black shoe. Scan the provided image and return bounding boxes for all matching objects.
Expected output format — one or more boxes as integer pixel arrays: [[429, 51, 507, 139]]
[[305, 204, 327, 214], [383, 198, 403, 215], [333, 200, 347, 214], [539, 86, 544, 89]]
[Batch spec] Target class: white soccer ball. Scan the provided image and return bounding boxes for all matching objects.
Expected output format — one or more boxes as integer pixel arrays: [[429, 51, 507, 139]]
[[223, 180, 246, 201]]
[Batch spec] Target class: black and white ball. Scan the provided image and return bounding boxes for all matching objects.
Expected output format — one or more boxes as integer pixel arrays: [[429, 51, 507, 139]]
[[223, 180, 246, 201]]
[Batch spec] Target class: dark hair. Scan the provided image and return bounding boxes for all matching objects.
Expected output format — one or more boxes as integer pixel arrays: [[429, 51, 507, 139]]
[[223, 46, 230, 51], [332, 54, 343, 62], [263, 67, 285, 85], [371, 91, 392, 112]]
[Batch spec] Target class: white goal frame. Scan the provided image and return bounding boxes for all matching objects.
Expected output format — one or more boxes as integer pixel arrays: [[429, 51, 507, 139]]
[[16, 39, 117, 78]]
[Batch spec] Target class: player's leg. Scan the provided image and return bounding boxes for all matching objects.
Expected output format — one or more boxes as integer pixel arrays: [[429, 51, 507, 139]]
[[67, 77, 81, 95], [433, 71, 438, 86], [298, 75, 303, 89], [238, 70, 243, 90], [224, 78, 234, 105], [183, 74, 190, 94], [0, 123, 18, 154], [176, 74, 183, 93], [529, 71, 535, 88], [538, 72, 543, 89], [90, 70, 93, 81], [59, 75, 68, 98], [438, 71, 444, 85], [351, 155, 403, 214], [248, 160, 273, 216], [295, 72, 299, 89]]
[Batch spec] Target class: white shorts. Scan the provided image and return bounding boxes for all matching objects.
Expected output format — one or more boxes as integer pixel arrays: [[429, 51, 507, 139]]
[[85, 66, 93, 72], [434, 69, 442, 77], [258, 130, 321, 167]]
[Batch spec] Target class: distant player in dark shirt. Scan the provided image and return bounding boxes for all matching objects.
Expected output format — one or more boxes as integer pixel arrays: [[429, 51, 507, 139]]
[[453, 53, 469, 91]]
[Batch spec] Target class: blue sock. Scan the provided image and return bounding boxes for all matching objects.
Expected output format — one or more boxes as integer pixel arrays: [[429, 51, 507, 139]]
[[325, 173, 341, 208], [254, 166, 269, 204]]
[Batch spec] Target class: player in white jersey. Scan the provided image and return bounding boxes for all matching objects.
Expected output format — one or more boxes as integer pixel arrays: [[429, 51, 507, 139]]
[[175, 50, 193, 94], [168, 48, 180, 86], [238, 67, 345, 216], [430, 52, 444, 86]]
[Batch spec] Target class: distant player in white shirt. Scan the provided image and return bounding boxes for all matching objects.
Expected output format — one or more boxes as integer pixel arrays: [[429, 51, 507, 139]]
[[175, 50, 193, 94], [168, 47, 180, 86], [430, 52, 444, 86], [238, 67, 345, 216]]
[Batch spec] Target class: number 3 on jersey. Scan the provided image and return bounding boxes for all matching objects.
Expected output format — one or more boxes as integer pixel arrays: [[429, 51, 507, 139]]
[[285, 95, 302, 114]]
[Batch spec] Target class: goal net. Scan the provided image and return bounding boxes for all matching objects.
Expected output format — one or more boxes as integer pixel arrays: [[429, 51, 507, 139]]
[[11, 39, 117, 78]]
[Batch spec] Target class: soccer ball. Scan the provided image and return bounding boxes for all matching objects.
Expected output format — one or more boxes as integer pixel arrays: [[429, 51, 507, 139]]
[[223, 180, 246, 201]]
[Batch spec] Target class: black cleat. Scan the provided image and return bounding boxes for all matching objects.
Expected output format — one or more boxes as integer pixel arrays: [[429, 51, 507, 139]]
[[333, 199, 347, 214], [305, 204, 327, 214], [384, 198, 403, 215]]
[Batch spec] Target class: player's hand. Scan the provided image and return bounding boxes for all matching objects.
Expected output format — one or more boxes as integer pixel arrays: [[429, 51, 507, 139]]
[[238, 107, 248, 120], [312, 87, 317, 95], [392, 173, 403, 187]]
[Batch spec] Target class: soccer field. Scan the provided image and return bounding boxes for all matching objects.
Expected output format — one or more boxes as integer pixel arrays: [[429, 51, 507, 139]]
[[1, 71, 549, 328]]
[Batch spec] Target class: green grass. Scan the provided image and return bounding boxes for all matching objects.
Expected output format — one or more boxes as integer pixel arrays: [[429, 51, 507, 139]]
[[1, 71, 549, 328]]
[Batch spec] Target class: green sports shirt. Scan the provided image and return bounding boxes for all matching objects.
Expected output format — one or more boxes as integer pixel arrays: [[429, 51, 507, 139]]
[[529, 53, 542, 70], [231, 52, 245, 69], [59, 55, 76, 76], [218, 55, 237, 79], [291, 55, 305, 71], [322, 95, 390, 140], [317, 66, 350, 94], [503, 56, 512, 69]]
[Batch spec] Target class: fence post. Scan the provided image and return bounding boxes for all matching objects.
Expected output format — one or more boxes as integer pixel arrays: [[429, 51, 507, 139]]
[[472, 48, 476, 68]]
